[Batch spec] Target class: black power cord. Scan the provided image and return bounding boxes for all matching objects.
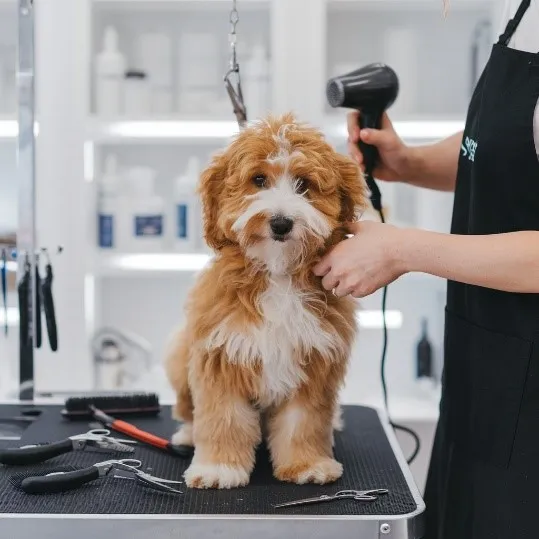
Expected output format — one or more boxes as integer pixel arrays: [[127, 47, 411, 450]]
[[368, 177, 421, 466]]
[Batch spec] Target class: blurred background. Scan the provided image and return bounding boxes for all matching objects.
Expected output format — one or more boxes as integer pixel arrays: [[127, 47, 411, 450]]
[[0, 0, 504, 491]]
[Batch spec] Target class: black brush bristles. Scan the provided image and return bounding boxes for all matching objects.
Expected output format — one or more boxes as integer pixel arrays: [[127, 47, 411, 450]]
[[62, 393, 161, 419]]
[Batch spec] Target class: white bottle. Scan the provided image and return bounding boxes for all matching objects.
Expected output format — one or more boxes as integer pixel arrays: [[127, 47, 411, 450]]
[[177, 33, 219, 114], [98, 154, 122, 250], [173, 156, 200, 251], [383, 27, 418, 117], [242, 44, 270, 121], [137, 33, 173, 115], [95, 26, 126, 116], [127, 167, 165, 252], [124, 70, 151, 116]]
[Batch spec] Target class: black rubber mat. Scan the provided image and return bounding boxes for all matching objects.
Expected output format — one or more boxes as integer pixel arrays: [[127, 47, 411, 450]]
[[0, 404, 418, 516]]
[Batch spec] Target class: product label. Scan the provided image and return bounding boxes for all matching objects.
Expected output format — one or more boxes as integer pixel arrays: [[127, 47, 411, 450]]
[[98, 214, 114, 248], [177, 204, 188, 239], [134, 215, 164, 237]]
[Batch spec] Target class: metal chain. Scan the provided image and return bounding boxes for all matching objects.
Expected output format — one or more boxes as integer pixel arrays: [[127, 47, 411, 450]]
[[228, 0, 239, 70]]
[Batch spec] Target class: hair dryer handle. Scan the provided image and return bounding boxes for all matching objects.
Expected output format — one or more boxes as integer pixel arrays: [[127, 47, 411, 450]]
[[357, 110, 383, 213]]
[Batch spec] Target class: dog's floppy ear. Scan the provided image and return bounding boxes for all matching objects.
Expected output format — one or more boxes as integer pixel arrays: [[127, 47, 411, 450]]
[[335, 152, 368, 223], [197, 152, 229, 251]]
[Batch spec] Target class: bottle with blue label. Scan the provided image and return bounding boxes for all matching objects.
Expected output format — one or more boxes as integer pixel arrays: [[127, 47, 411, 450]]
[[98, 154, 121, 249], [174, 156, 200, 251], [127, 166, 165, 252]]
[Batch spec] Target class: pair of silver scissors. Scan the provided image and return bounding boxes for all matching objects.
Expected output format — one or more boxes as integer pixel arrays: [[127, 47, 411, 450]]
[[274, 489, 389, 508], [0, 428, 137, 466], [18, 459, 183, 495]]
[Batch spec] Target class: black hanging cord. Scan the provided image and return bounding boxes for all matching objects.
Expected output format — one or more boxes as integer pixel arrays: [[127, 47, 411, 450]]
[[368, 173, 421, 466]]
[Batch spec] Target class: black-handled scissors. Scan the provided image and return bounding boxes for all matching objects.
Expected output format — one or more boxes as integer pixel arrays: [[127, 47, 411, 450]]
[[19, 459, 183, 495], [0, 429, 136, 465]]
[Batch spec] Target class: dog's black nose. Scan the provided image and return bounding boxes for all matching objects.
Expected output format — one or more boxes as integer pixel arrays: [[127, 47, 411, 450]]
[[270, 215, 294, 236]]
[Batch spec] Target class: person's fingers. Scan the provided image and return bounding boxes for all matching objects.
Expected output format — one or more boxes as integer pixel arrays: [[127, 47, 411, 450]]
[[344, 221, 362, 234], [379, 111, 395, 132], [360, 126, 396, 151], [334, 280, 355, 298], [347, 111, 361, 142], [313, 257, 331, 276], [321, 273, 339, 292], [348, 141, 363, 165]]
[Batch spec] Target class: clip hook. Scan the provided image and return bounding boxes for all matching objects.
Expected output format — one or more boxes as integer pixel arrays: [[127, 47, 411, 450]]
[[225, 0, 247, 127]]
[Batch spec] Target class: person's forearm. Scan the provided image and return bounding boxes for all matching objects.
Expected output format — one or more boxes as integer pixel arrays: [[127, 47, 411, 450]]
[[402, 131, 463, 192], [401, 229, 539, 293]]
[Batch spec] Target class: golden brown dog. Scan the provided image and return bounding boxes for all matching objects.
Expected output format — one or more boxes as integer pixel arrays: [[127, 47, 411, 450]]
[[165, 113, 366, 489]]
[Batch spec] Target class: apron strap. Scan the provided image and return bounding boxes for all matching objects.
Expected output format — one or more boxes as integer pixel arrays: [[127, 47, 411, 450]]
[[497, 0, 531, 45]]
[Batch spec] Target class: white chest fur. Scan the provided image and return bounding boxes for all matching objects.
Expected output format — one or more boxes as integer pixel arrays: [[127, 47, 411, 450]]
[[206, 276, 341, 405]]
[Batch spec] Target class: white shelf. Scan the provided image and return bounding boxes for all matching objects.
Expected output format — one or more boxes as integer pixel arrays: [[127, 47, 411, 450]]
[[95, 252, 212, 275], [328, 0, 492, 11], [325, 115, 465, 143], [92, 0, 269, 5], [87, 117, 240, 143], [86, 116, 465, 143], [0, 118, 18, 139]]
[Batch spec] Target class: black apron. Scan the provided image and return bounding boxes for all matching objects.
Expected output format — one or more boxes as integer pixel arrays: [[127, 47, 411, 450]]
[[423, 1, 539, 538]]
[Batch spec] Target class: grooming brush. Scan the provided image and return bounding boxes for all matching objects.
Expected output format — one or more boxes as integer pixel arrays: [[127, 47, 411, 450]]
[[62, 393, 161, 419], [90, 406, 193, 458]]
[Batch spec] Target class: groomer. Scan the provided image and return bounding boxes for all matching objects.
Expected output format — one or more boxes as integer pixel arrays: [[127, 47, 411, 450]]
[[314, 0, 539, 537]]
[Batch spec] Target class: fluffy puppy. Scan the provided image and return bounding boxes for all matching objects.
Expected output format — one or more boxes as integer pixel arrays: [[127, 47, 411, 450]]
[[165, 113, 367, 489]]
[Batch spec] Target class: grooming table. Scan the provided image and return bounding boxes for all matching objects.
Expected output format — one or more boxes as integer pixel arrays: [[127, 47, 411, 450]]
[[0, 403, 425, 539]]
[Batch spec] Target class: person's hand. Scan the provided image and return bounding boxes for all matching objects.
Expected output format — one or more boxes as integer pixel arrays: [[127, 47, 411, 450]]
[[347, 111, 411, 182], [313, 220, 409, 298]]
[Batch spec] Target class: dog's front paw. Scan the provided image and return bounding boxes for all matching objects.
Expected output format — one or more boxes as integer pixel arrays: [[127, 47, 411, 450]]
[[274, 458, 343, 485], [184, 462, 250, 489], [171, 422, 194, 446]]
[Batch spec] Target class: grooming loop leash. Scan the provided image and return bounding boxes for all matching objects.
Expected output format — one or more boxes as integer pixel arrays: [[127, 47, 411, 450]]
[[224, 0, 247, 127]]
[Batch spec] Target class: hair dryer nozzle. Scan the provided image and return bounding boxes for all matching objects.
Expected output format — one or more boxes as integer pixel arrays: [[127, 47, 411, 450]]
[[326, 63, 399, 114]]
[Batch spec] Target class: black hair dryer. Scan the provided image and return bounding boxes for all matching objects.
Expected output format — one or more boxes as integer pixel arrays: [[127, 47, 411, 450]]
[[326, 63, 399, 214]]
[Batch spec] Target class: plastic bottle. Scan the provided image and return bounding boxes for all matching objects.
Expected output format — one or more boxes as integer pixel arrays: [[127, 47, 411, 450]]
[[416, 317, 433, 380], [95, 26, 126, 116], [174, 156, 200, 251], [242, 44, 270, 121], [97, 154, 122, 249], [124, 70, 150, 116], [127, 167, 165, 252]]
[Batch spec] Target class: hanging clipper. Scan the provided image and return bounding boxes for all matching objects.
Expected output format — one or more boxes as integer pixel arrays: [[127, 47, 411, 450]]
[[41, 247, 58, 351], [17, 253, 31, 347], [34, 252, 42, 348], [224, 0, 247, 127], [1, 248, 7, 336]]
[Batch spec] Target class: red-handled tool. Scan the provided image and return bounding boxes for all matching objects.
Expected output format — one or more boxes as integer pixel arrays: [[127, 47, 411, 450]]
[[89, 405, 192, 458]]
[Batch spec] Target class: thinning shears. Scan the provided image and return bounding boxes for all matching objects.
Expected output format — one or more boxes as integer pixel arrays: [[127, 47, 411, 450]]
[[274, 489, 389, 508]]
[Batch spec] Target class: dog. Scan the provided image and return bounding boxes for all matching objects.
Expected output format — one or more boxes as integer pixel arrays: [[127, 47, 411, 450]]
[[165, 113, 367, 489]]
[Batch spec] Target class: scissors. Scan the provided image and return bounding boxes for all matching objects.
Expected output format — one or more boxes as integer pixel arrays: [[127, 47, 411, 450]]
[[274, 489, 389, 508], [18, 458, 183, 495], [0, 429, 137, 465]]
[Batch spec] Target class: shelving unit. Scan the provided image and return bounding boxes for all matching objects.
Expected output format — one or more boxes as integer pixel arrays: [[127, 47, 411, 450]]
[[0, 0, 501, 418]]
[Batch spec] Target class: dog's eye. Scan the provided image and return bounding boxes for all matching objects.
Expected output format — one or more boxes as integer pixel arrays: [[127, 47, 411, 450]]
[[252, 174, 267, 188], [295, 177, 309, 193]]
